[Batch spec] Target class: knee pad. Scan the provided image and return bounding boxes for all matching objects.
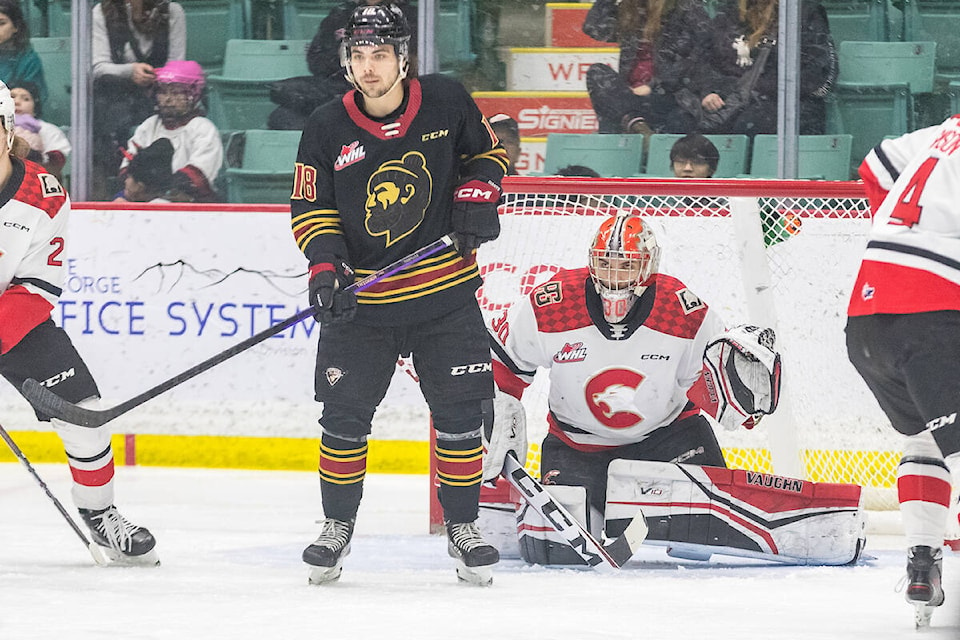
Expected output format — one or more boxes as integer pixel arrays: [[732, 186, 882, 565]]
[[318, 402, 374, 442], [431, 398, 485, 438]]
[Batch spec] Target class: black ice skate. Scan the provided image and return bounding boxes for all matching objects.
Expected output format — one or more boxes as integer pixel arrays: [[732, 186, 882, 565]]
[[446, 521, 499, 586], [79, 505, 159, 566], [905, 545, 944, 628], [303, 518, 354, 585]]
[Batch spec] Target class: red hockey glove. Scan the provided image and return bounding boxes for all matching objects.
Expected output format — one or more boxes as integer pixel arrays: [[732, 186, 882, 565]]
[[308, 259, 356, 324], [451, 178, 501, 257]]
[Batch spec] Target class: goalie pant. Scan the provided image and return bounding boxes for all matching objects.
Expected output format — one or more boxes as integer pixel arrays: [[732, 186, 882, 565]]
[[506, 460, 865, 566]]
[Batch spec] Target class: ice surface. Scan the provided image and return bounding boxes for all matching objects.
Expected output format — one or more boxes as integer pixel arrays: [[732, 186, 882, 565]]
[[1, 464, 958, 639]]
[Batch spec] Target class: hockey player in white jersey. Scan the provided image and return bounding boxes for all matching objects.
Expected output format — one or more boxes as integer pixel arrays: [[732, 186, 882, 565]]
[[483, 212, 865, 567], [0, 81, 158, 564], [851, 116, 960, 626]]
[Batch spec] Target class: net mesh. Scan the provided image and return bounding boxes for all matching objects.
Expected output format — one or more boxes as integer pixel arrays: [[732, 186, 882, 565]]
[[478, 178, 901, 510]]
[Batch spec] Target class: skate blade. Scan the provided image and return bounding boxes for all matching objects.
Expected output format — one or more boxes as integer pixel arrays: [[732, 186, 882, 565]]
[[102, 547, 161, 567], [914, 603, 935, 629], [455, 561, 493, 587], [307, 564, 343, 585]]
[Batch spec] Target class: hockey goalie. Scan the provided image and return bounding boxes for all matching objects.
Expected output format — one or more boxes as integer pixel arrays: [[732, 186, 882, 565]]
[[481, 212, 865, 566]]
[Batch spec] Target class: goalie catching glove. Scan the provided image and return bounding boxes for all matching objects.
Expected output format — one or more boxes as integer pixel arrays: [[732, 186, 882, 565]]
[[308, 259, 357, 324], [702, 324, 781, 430], [482, 390, 528, 484], [451, 178, 501, 257]]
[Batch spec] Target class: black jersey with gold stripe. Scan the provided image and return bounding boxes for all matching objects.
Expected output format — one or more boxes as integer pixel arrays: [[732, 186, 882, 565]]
[[290, 74, 508, 326]]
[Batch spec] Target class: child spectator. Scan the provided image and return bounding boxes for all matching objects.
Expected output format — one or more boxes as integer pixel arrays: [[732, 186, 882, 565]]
[[10, 82, 70, 181], [115, 138, 174, 203], [0, 0, 47, 108], [120, 60, 223, 203], [670, 134, 718, 177]]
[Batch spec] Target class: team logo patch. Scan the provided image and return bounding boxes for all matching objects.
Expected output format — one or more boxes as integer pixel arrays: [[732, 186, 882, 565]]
[[335, 141, 365, 171], [584, 368, 645, 429], [325, 367, 345, 386], [553, 342, 587, 363], [38, 173, 65, 197], [861, 282, 875, 301], [364, 151, 432, 246], [676, 288, 705, 314]]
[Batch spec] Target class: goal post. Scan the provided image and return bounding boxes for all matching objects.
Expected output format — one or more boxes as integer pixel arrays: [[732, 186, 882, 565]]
[[429, 176, 907, 532]]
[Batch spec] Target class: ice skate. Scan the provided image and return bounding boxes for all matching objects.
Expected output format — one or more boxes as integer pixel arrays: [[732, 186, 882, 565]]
[[79, 506, 159, 566], [446, 521, 499, 586], [905, 545, 944, 628], [303, 518, 354, 585]]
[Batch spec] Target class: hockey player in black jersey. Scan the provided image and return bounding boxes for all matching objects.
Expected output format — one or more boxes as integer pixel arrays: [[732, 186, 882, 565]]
[[290, 3, 509, 586]]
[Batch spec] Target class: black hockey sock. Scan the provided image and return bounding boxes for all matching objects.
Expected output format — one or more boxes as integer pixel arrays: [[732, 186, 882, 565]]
[[435, 433, 483, 523], [318, 433, 367, 521]]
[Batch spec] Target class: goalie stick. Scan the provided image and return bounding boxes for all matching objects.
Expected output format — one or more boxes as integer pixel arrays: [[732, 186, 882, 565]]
[[22, 236, 455, 428], [502, 454, 648, 570], [0, 423, 108, 566]]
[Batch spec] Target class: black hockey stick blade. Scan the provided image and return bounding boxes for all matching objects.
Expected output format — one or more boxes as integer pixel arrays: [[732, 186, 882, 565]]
[[23, 235, 455, 428], [502, 454, 647, 570]]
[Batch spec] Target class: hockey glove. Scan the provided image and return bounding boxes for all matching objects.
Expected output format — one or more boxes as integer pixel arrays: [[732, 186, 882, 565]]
[[308, 259, 357, 324], [482, 390, 528, 485], [702, 324, 781, 430], [451, 178, 502, 258]]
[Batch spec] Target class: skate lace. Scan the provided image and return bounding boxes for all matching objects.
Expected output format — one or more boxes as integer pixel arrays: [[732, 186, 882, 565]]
[[315, 518, 352, 551], [89, 507, 137, 553], [448, 522, 487, 552]]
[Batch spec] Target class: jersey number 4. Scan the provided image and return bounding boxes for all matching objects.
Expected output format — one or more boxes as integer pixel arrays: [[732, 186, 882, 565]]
[[889, 157, 938, 227]]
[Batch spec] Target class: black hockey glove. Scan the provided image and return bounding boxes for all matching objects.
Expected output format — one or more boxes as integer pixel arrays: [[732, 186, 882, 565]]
[[451, 178, 502, 258], [308, 259, 357, 324]]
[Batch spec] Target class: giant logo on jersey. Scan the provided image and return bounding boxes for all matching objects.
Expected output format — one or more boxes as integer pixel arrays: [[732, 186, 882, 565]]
[[364, 151, 432, 246], [585, 368, 645, 429]]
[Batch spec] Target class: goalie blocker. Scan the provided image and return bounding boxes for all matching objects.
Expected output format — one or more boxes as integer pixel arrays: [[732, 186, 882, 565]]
[[485, 460, 865, 566]]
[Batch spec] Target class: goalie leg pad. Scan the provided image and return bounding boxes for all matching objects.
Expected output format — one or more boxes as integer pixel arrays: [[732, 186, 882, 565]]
[[518, 484, 600, 565], [605, 459, 866, 565]]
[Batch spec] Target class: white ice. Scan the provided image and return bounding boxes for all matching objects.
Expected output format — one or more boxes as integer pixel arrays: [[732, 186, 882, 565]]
[[1, 463, 958, 640]]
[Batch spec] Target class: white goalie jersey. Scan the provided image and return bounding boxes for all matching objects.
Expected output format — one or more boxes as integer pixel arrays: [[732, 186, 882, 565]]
[[489, 267, 726, 450]]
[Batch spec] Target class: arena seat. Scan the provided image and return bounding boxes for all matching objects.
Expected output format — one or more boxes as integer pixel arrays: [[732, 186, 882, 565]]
[[543, 133, 644, 177], [820, 0, 890, 44], [748, 134, 854, 180], [31, 37, 71, 127], [640, 134, 749, 178], [180, 0, 245, 74], [224, 129, 301, 204], [902, 0, 960, 82], [207, 39, 310, 132]]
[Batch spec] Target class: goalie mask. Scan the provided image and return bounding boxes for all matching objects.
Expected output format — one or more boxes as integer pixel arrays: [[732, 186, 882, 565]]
[[589, 214, 660, 323], [340, 4, 411, 95], [0, 81, 15, 151]]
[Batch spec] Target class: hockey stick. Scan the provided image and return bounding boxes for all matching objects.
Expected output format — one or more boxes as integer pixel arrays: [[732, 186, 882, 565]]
[[22, 235, 455, 428], [0, 423, 108, 566], [502, 453, 648, 570]]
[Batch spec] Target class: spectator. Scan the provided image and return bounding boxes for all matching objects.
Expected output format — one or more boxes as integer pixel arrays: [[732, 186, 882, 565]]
[[92, 0, 186, 199], [119, 60, 222, 203], [268, 0, 418, 130], [583, 0, 712, 135], [670, 133, 718, 177], [10, 82, 70, 181], [0, 0, 47, 108], [555, 164, 601, 177], [489, 113, 520, 175], [115, 138, 174, 203], [692, 0, 836, 135]]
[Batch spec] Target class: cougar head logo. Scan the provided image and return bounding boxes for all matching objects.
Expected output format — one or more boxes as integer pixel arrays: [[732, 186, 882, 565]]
[[584, 368, 645, 429], [364, 152, 432, 246]]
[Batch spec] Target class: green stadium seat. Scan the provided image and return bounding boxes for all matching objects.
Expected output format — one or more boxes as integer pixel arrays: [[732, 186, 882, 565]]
[[438, 3, 475, 74], [46, 0, 71, 37], [544, 133, 644, 177], [902, 0, 960, 82], [832, 40, 936, 170], [820, 0, 890, 43], [31, 37, 71, 127], [283, 1, 342, 40], [180, 0, 246, 74], [207, 39, 310, 132], [225, 129, 302, 204], [640, 134, 750, 178], [748, 134, 854, 180]]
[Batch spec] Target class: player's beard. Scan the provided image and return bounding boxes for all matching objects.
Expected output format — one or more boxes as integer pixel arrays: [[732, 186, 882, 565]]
[[358, 69, 402, 100]]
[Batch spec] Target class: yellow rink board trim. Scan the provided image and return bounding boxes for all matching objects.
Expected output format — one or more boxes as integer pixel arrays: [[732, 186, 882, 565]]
[[0, 432, 901, 486]]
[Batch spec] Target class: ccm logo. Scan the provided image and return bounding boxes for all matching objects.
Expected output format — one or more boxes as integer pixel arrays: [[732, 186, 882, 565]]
[[450, 362, 492, 376], [456, 186, 496, 200], [640, 354, 670, 360], [41, 367, 75, 387]]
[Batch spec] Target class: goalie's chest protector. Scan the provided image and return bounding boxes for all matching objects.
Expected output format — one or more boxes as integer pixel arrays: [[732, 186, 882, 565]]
[[526, 269, 718, 445]]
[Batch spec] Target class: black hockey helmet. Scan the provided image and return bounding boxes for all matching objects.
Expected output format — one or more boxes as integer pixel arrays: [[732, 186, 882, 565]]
[[340, 4, 412, 90]]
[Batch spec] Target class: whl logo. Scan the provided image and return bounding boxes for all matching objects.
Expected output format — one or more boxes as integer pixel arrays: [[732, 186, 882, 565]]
[[553, 342, 587, 363], [334, 141, 365, 171]]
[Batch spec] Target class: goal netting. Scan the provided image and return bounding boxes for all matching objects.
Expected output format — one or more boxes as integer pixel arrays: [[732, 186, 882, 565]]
[[476, 176, 903, 511]]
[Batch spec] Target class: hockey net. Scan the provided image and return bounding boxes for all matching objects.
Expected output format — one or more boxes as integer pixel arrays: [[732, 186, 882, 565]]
[[473, 176, 905, 512]]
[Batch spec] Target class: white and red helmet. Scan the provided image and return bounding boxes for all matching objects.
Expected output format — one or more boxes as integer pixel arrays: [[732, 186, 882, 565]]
[[588, 213, 660, 323], [0, 81, 15, 149]]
